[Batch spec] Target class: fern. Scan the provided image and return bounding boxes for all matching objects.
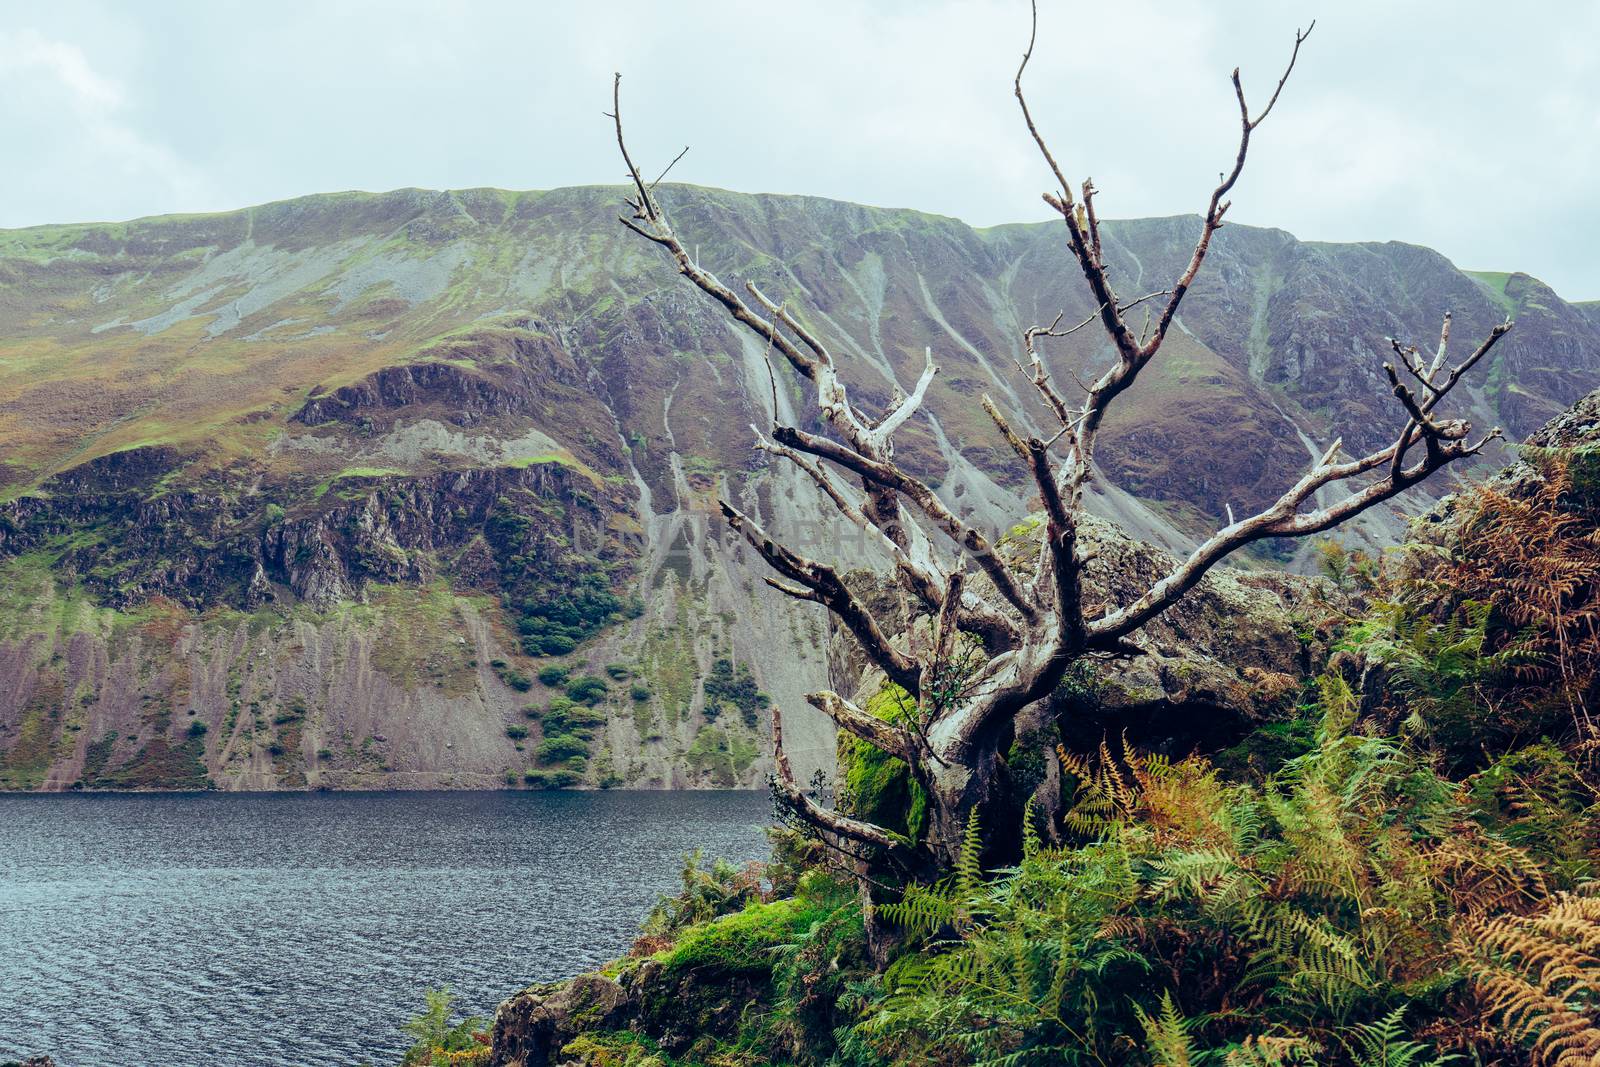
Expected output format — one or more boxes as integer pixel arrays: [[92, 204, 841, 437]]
[[1022, 797, 1041, 860], [1463, 887, 1600, 1066], [957, 812, 985, 895], [1136, 991, 1198, 1066], [1223, 1034, 1321, 1065], [1391, 458, 1600, 760], [855, 673, 1594, 1065], [881, 814, 988, 940], [1339, 1006, 1451, 1067], [880, 879, 965, 939]]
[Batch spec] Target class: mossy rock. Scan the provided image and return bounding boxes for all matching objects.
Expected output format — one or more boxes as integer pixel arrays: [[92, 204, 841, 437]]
[[1213, 718, 1316, 779], [661, 890, 833, 975], [837, 684, 926, 841]]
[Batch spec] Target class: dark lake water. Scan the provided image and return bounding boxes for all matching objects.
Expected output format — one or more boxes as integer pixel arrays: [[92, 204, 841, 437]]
[[0, 790, 772, 1067]]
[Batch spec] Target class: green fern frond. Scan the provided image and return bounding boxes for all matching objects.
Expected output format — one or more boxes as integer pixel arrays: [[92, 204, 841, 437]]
[[1339, 1005, 1450, 1067], [1134, 991, 1196, 1066], [1022, 798, 1041, 860], [956, 813, 984, 895]]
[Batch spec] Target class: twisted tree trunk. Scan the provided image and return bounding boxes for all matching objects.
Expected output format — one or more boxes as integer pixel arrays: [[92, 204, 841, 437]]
[[604, 4, 1514, 878]]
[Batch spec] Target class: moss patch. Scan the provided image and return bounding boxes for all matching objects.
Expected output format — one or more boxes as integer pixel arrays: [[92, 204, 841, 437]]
[[684, 726, 758, 786]]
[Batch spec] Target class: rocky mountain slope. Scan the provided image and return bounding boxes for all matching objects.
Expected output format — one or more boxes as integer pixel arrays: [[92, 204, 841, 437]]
[[0, 184, 1595, 791]]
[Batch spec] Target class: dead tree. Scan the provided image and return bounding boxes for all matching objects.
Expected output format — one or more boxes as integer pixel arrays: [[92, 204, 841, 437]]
[[608, 8, 1513, 871]]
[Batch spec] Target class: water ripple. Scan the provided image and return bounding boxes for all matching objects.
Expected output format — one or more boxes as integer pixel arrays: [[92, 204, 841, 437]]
[[0, 790, 771, 1067]]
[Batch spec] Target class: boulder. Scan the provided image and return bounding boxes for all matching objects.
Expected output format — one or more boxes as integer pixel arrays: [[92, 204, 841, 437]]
[[830, 513, 1340, 754], [488, 974, 630, 1067], [488, 958, 769, 1066]]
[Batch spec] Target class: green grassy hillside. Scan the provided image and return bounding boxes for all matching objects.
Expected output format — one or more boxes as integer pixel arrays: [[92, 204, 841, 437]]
[[2, 184, 1596, 791]]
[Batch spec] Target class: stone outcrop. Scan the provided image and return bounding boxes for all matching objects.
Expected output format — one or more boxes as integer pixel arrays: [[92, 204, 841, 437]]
[[490, 976, 634, 1067], [488, 960, 767, 1067], [1521, 384, 1600, 453], [830, 514, 1338, 756], [0, 445, 629, 612]]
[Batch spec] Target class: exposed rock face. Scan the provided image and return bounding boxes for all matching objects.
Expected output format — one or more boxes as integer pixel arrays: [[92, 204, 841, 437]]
[[830, 514, 1336, 755], [0, 185, 1594, 790], [2, 444, 625, 611], [1522, 384, 1600, 452], [488, 960, 767, 1067], [1061, 518, 1332, 744], [490, 976, 634, 1067]]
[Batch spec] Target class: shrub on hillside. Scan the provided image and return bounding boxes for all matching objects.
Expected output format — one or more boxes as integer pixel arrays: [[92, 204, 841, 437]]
[[536, 733, 590, 763], [565, 675, 609, 706]]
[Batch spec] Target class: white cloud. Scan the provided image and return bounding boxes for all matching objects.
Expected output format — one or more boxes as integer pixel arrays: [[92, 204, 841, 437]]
[[0, 26, 209, 224], [0, 1, 1594, 298], [0, 28, 122, 110]]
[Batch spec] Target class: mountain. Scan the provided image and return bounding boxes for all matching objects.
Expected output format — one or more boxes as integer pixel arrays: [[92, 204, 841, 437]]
[[1, 184, 1595, 792]]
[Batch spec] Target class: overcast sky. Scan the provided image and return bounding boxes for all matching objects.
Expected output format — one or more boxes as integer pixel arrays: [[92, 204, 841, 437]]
[[2, 1, 1596, 299]]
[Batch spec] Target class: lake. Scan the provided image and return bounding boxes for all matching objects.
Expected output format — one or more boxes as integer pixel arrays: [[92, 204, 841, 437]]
[[0, 790, 773, 1067]]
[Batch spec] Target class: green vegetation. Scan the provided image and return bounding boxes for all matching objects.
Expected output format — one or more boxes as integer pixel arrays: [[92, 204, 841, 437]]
[[522, 767, 582, 789], [368, 584, 479, 697], [0, 673, 68, 789], [488, 495, 633, 657], [517, 692, 609, 786], [503, 452, 574, 469], [702, 658, 769, 726], [848, 696, 1580, 1064], [490, 451, 1600, 1066], [536, 733, 590, 763], [312, 467, 407, 500], [838, 685, 926, 841], [400, 987, 487, 1067], [662, 889, 843, 974], [638, 589, 701, 723], [85, 734, 211, 791], [684, 726, 759, 786], [565, 675, 609, 705], [551, 679, 1597, 1065], [1464, 269, 1520, 314], [489, 659, 532, 692], [544, 698, 607, 738]]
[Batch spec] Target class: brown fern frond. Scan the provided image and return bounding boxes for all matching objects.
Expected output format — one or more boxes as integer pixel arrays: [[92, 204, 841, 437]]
[[1430, 826, 1549, 920], [1222, 1033, 1320, 1066], [1462, 888, 1600, 1065]]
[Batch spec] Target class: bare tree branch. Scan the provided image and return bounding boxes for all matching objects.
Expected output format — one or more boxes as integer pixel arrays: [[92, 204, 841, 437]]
[[807, 690, 918, 764], [1389, 316, 1512, 477], [771, 424, 1039, 624], [1015, 2, 1141, 363], [613, 9, 1512, 868], [649, 144, 691, 190], [748, 431, 1016, 645], [1015, 5, 1315, 520], [871, 347, 938, 442], [1140, 20, 1314, 359], [720, 499, 921, 696], [770, 702, 909, 855], [1088, 318, 1510, 642]]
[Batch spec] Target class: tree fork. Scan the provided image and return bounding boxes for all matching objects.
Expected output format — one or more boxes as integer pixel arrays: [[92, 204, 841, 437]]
[[608, 7, 1513, 870]]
